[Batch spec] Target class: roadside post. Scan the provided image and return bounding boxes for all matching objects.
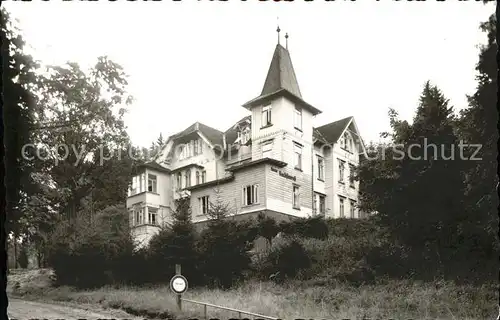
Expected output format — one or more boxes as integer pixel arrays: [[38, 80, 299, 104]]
[[170, 264, 188, 312]]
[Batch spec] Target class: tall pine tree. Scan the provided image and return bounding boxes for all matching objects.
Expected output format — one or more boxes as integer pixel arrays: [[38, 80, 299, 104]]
[[1, 8, 37, 243], [359, 82, 468, 278], [458, 13, 498, 259]]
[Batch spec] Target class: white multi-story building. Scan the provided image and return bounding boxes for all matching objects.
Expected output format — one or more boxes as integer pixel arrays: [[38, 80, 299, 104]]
[[126, 37, 366, 247]]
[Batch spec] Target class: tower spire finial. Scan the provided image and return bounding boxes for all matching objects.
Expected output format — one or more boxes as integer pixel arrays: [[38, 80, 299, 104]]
[[285, 32, 289, 50], [277, 16, 281, 45]]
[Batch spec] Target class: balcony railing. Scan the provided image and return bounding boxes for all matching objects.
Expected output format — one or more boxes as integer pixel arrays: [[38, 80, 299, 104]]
[[226, 151, 252, 165]]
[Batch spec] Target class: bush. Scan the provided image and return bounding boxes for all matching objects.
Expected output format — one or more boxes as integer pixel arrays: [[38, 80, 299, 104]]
[[46, 206, 140, 288], [325, 216, 386, 240], [279, 216, 329, 240], [17, 246, 29, 269], [299, 236, 375, 284], [255, 213, 280, 247], [253, 236, 311, 282]]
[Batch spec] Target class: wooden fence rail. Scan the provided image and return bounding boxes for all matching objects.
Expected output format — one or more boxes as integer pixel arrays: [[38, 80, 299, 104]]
[[181, 297, 279, 320]]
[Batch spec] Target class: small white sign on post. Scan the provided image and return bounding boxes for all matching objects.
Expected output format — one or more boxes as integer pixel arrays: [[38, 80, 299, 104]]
[[170, 274, 188, 294]]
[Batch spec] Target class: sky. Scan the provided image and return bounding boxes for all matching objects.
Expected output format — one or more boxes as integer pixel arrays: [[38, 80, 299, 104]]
[[6, 1, 495, 148]]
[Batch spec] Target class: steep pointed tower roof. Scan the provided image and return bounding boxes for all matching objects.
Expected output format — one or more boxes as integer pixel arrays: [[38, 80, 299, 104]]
[[261, 44, 302, 98], [243, 37, 321, 115]]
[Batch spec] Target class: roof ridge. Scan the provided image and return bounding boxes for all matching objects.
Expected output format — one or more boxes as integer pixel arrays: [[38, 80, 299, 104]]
[[315, 116, 353, 130], [197, 121, 224, 134]]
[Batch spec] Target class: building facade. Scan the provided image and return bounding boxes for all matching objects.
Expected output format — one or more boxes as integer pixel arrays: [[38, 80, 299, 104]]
[[126, 40, 366, 247]]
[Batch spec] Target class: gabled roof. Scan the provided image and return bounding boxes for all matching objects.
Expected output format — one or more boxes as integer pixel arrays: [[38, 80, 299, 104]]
[[314, 116, 353, 143], [261, 44, 302, 98], [197, 122, 225, 147], [170, 122, 224, 147]]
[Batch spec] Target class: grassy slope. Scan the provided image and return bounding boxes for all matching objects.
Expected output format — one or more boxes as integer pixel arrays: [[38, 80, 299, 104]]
[[7, 269, 498, 320]]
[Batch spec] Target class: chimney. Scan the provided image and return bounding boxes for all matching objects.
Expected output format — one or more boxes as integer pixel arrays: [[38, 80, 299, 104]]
[[222, 133, 227, 150]]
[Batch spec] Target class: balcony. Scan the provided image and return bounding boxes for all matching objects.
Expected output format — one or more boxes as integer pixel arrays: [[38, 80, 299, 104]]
[[173, 188, 190, 200], [126, 191, 160, 208], [226, 151, 252, 166]]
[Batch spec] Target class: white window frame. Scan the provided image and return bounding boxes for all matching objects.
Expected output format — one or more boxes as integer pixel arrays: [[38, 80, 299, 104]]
[[261, 105, 272, 127], [262, 140, 273, 159], [185, 169, 191, 188], [148, 207, 158, 225], [349, 164, 355, 188], [130, 176, 138, 195], [196, 171, 200, 185], [339, 196, 345, 217], [317, 156, 325, 180], [294, 106, 302, 130], [199, 196, 209, 215], [292, 185, 300, 209], [242, 184, 259, 206], [194, 139, 200, 155], [319, 195, 326, 215], [350, 200, 356, 218], [128, 209, 134, 226], [339, 160, 345, 183], [178, 144, 185, 160], [134, 173, 145, 193], [135, 207, 145, 225], [148, 174, 157, 193], [176, 172, 182, 190], [294, 143, 302, 170], [201, 170, 206, 183]]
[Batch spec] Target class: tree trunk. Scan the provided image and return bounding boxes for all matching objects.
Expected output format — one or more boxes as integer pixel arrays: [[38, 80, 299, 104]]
[[6, 238, 10, 275], [13, 236, 18, 269]]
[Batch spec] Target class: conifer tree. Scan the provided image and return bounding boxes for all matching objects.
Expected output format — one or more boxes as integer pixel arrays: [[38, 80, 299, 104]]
[[148, 197, 198, 284], [197, 189, 254, 288], [359, 82, 467, 277], [458, 14, 498, 252]]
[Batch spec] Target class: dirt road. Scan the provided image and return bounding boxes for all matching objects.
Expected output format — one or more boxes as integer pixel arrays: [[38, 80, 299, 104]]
[[8, 298, 143, 319]]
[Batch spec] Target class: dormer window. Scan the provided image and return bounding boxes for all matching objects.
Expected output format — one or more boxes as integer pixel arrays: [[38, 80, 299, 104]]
[[339, 136, 345, 149], [261, 105, 272, 128], [178, 145, 186, 160], [342, 132, 354, 152], [193, 139, 201, 155]]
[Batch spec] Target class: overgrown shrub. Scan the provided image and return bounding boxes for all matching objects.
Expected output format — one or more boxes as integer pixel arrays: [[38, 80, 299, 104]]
[[299, 236, 375, 284], [46, 206, 140, 288], [252, 236, 310, 282], [279, 216, 329, 240], [326, 216, 386, 239], [17, 246, 29, 268], [197, 191, 257, 288], [255, 213, 280, 248]]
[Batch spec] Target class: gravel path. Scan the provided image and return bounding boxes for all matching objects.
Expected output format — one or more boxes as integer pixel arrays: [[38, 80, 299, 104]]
[[8, 298, 144, 319]]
